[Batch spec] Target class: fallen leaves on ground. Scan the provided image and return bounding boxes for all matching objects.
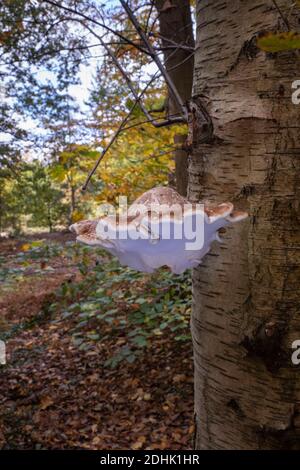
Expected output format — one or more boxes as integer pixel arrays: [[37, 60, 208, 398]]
[[0, 233, 194, 450]]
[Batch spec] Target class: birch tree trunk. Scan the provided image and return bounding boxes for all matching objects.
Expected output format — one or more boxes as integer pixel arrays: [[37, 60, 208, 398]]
[[189, 0, 300, 450]]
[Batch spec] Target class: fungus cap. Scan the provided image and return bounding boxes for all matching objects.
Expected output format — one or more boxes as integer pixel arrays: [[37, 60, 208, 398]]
[[70, 187, 248, 274]]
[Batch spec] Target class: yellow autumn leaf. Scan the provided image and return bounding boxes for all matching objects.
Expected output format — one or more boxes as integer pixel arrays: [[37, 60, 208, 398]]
[[71, 210, 85, 223], [21, 243, 31, 251]]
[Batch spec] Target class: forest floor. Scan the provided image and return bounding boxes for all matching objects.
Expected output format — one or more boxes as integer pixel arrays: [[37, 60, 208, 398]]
[[0, 233, 194, 450]]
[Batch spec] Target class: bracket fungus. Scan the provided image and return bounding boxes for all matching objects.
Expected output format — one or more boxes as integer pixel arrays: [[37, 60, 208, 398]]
[[70, 187, 248, 274]]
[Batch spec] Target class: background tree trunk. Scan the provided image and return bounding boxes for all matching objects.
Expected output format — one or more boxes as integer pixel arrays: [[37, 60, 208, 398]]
[[154, 0, 194, 196], [189, 0, 300, 449]]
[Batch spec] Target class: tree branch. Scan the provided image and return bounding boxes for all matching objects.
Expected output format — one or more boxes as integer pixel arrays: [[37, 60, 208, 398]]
[[82, 72, 161, 191], [83, 22, 185, 128], [43, 0, 151, 56], [272, 0, 290, 30], [149, 32, 194, 52], [120, 0, 188, 120]]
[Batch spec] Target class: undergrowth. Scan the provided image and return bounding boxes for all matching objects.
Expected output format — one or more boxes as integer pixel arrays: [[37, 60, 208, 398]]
[[1, 239, 192, 368]]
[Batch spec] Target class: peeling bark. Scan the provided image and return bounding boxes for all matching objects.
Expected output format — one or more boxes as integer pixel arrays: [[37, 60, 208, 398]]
[[190, 0, 300, 450]]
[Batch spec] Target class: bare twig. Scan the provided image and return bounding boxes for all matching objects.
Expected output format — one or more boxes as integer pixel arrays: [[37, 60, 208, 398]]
[[127, 146, 181, 165], [149, 32, 194, 52], [43, 0, 151, 56], [87, 111, 184, 141], [109, 112, 183, 133], [81, 106, 135, 191], [146, 2, 161, 38], [141, 148, 178, 162], [82, 22, 185, 127], [272, 0, 290, 30], [145, 1, 155, 34], [40, 0, 189, 190], [41, 0, 188, 128], [120, 0, 188, 120], [167, 51, 195, 72], [82, 72, 160, 191]]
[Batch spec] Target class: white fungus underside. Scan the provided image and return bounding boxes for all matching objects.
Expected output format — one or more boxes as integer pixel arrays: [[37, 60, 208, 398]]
[[70, 187, 248, 274]]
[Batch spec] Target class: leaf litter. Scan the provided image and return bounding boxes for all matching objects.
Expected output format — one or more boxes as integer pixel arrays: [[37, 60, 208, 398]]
[[0, 233, 193, 450]]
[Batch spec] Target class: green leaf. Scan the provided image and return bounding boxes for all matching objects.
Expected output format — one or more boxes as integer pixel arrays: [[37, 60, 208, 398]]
[[257, 31, 300, 52], [131, 335, 148, 348], [126, 354, 136, 364], [86, 333, 100, 341]]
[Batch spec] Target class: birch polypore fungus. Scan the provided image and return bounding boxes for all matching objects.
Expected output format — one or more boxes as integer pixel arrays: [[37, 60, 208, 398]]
[[70, 187, 247, 274]]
